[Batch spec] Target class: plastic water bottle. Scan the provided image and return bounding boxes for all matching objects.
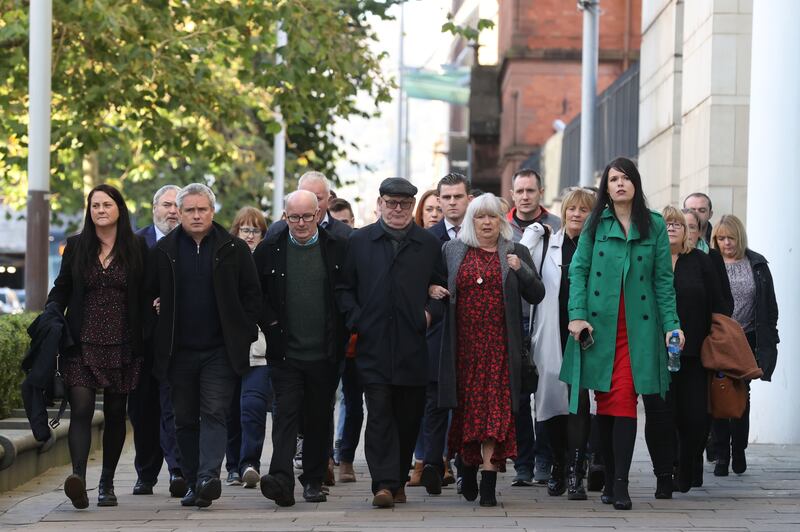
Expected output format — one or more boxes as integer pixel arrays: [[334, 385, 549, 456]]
[[667, 331, 681, 372]]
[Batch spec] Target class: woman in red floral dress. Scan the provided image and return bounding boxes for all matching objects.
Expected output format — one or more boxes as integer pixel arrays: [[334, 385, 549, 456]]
[[434, 193, 544, 506]]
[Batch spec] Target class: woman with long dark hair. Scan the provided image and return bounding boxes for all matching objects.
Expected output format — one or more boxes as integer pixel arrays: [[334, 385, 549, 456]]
[[561, 157, 683, 510], [47, 184, 149, 509]]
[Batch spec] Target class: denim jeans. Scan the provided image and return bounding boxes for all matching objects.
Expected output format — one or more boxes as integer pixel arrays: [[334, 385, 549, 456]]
[[339, 357, 364, 464], [238, 365, 273, 473]]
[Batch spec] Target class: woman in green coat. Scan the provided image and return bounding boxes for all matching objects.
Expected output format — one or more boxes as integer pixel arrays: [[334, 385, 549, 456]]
[[561, 157, 684, 510]]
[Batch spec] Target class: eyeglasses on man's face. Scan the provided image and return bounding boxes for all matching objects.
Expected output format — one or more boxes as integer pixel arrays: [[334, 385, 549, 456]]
[[286, 213, 317, 223], [238, 227, 262, 236], [382, 197, 415, 211]]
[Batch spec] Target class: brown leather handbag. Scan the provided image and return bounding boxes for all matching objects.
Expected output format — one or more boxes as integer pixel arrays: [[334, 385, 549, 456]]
[[708, 371, 747, 419]]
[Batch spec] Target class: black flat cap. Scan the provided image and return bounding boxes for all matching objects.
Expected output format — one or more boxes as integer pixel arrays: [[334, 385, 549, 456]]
[[379, 177, 418, 197]]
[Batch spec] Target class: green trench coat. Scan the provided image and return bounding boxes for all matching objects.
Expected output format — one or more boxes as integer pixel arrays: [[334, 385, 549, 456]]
[[560, 208, 680, 413]]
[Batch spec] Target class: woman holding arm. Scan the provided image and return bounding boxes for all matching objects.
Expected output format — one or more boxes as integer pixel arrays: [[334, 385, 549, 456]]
[[521, 188, 596, 500], [434, 193, 544, 507], [560, 157, 683, 510], [47, 184, 148, 509]]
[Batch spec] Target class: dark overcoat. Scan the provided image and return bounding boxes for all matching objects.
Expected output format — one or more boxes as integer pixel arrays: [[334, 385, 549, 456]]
[[437, 237, 544, 413], [425, 219, 450, 382], [560, 209, 680, 412], [744, 249, 779, 380], [252, 226, 348, 363], [46, 234, 150, 360], [147, 222, 261, 381], [335, 221, 446, 387]]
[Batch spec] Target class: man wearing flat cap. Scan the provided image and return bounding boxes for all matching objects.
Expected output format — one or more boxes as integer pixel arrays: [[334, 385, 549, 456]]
[[336, 177, 446, 508]]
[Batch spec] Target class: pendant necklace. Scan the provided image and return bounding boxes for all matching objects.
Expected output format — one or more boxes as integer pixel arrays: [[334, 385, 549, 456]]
[[476, 250, 497, 285]]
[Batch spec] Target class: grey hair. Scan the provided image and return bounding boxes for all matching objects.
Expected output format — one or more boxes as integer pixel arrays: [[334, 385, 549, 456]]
[[284, 189, 319, 210], [152, 185, 181, 207], [298, 171, 331, 193], [177, 183, 216, 210], [459, 193, 513, 247]]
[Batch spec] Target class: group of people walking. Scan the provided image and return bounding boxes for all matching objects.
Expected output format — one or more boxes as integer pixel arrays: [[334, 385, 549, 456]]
[[45, 157, 778, 512]]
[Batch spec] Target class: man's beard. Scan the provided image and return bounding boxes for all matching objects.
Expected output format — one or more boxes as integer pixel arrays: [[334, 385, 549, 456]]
[[154, 218, 178, 235]]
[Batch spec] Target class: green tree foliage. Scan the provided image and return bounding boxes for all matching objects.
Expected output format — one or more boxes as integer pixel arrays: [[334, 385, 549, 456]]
[[0, 0, 400, 226]]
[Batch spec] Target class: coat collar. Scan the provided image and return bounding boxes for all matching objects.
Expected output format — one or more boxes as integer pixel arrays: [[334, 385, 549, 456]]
[[600, 207, 641, 241], [444, 237, 515, 302], [367, 220, 428, 243], [156, 221, 233, 257]]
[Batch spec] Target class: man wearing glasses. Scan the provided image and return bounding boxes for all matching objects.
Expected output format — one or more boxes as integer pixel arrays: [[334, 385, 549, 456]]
[[336, 178, 446, 508], [253, 190, 347, 507]]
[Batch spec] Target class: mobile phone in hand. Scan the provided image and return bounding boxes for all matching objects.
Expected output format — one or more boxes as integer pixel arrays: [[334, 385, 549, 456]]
[[579, 328, 594, 350]]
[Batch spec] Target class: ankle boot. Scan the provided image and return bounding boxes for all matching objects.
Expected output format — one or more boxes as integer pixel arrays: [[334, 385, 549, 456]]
[[479, 470, 497, 507], [586, 452, 605, 492], [613, 478, 632, 510], [654, 473, 673, 499], [547, 458, 566, 496], [98, 477, 118, 507], [461, 465, 479, 502], [567, 449, 587, 500], [600, 466, 614, 504]]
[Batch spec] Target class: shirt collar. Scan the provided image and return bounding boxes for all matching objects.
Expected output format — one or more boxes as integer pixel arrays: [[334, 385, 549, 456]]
[[321, 212, 330, 228], [289, 229, 320, 247], [154, 225, 166, 242]]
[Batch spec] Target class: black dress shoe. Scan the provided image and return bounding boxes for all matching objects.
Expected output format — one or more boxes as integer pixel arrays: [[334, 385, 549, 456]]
[[260, 474, 295, 507], [64, 474, 89, 509], [132, 479, 154, 495], [98, 479, 118, 507], [654, 474, 673, 499], [181, 488, 198, 507], [302, 482, 327, 503], [196, 478, 222, 508], [421, 464, 443, 495], [613, 479, 632, 510], [169, 474, 188, 498]]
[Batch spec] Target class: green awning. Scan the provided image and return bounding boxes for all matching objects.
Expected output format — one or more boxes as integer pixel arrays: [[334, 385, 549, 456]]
[[403, 68, 470, 105]]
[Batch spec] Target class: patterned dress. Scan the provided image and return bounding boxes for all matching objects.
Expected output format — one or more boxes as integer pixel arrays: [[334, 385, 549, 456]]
[[447, 247, 517, 469], [62, 258, 142, 393]]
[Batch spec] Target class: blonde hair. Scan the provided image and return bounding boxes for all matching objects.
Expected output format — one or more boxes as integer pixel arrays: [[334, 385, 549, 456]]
[[712, 214, 748, 260], [662, 205, 691, 254], [560, 188, 596, 226]]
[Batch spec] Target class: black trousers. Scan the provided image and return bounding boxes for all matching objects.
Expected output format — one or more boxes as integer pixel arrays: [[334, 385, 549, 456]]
[[712, 331, 755, 462], [422, 381, 450, 473], [268, 358, 338, 489], [169, 346, 237, 487], [128, 357, 164, 484], [362, 383, 426, 494]]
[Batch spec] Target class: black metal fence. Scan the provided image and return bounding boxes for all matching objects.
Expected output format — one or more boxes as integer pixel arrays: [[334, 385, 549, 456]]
[[559, 62, 640, 190]]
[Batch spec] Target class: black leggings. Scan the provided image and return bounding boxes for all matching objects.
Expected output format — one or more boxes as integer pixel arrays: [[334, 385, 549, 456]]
[[68, 386, 128, 480], [545, 388, 591, 463], [596, 414, 637, 484]]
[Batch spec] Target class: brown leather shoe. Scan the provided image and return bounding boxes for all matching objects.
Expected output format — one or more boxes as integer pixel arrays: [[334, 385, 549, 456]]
[[324, 458, 336, 487], [372, 488, 395, 508], [407, 461, 424, 487], [393, 486, 407, 503], [339, 462, 357, 483]]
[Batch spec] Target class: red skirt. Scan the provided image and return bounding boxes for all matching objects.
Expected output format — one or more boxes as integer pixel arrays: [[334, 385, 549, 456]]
[[595, 293, 638, 418]]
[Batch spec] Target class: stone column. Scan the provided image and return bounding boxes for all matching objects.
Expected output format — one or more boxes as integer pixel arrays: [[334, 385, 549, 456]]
[[747, 0, 800, 444]]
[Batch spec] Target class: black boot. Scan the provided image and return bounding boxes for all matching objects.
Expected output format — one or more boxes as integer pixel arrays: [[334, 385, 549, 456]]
[[547, 458, 566, 497], [613, 478, 632, 510], [586, 452, 605, 492], [567, 449, 587, 501], [479, 470, 497, 507], [654, 473, 673, 499], [600, 464, 614, 504], [461, 465, 479, 502], [97, 477, 118, 507]]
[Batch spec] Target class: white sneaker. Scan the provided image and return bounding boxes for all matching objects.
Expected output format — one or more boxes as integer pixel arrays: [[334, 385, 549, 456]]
[[293, 436, 304, 470], [242, 466, 260, 489]]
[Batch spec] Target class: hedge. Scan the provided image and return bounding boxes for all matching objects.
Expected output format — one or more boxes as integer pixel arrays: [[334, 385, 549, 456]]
[[0, 312, 37, 419]]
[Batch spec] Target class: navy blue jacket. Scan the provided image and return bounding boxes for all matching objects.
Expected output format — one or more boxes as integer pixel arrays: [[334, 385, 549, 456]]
[[426, 219, 450, 382]]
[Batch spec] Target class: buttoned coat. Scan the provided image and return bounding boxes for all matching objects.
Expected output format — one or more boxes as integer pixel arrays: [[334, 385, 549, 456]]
[[560, 209, 680, 412], [437, 237, 545, 413], [335, 222, 446, 387], [425, 219, 451, 382], [521, 225, 570, 422]]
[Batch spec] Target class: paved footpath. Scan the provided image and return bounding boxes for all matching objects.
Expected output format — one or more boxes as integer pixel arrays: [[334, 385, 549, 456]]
[[2, 419, 800, 531]]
